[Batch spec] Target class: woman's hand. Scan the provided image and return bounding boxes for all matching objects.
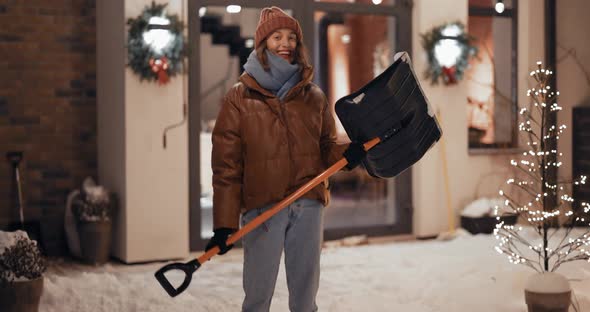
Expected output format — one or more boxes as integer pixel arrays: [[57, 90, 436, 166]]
[[343, 142, 367, 170], [205, 227, 237, 255]]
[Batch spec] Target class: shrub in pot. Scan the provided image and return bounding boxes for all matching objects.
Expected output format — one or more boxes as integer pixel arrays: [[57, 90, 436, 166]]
[[0, 230, 46, 312], [72, 177, 114, 265], [461, 197, 518, 234]]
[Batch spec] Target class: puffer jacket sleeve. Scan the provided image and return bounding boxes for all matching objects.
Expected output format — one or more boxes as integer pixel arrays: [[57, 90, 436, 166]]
[[211, 89, 243, 230], [319, 93, 350, 168]]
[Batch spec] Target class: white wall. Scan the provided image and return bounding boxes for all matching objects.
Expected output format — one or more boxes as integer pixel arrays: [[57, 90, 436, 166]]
[[98, 0, 189, 263], [123, 0, 189, 262], [411, 0, 546, 236]]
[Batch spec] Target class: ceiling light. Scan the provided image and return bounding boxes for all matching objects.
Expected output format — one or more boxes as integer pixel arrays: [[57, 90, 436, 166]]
[[226, 5, 241, 14], [341, 34, 351, 44]]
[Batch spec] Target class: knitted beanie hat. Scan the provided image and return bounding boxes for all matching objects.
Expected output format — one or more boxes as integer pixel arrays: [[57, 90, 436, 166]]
[[255, 7, 303, 48]]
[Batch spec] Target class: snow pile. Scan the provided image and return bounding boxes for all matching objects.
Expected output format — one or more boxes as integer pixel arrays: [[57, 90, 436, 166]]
[[39, 234, 590, 312], [525, 272, 571, 293], [0, 230, 28, 254], [461, 197, 506, 218]]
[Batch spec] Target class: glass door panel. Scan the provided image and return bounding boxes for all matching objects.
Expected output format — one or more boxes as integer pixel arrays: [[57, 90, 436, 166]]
[[199, 6, 262, 238], [314, 11, 398, 230]]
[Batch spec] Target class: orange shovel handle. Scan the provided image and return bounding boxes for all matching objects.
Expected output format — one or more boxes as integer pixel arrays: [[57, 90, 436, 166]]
[[155, 137, 380, 297], [199, 137, 381, 263]]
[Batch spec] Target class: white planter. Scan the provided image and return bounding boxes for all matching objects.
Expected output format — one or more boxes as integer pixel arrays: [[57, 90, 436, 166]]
[[524, 272, 571, 312]]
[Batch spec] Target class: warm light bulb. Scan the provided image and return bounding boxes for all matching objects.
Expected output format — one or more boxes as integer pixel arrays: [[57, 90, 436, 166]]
[[495, 1, 505, 13]]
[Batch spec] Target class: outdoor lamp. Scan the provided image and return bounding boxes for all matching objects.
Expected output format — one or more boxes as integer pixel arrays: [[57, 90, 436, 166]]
[[433, 24, 462, 69], [143, 16, 173, 54], [420, 21, 477, 85], [127, 2, 185, 86], [495, 0, 505, 14]]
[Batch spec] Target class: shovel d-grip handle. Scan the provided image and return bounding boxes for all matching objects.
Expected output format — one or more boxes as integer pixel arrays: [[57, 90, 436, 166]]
[[154, 259, 201, 297], [155, 137, 381, 297]]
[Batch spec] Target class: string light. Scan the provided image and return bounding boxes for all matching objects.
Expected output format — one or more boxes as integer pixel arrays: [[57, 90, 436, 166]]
[[494, 61, 590, 272]]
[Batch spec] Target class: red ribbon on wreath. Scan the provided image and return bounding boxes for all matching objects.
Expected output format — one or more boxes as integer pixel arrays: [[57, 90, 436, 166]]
[[441, 65, 457, 85], [149, 57, 170, 85]]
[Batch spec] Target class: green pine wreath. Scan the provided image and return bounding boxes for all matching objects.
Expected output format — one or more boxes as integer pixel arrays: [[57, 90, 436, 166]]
[[420, 21, 478, 85], [126, 1, 185, 83]]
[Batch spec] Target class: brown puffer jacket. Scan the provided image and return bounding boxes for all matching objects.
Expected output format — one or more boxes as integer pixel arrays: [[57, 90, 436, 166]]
[[211, 66, 348, 229]]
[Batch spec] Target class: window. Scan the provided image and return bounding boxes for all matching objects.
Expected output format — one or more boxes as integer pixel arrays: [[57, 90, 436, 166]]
[[467, 0, 518, 151]]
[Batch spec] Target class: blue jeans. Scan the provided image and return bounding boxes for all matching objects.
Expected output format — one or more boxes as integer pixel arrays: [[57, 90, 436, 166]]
[[241, 198, 324, 312]]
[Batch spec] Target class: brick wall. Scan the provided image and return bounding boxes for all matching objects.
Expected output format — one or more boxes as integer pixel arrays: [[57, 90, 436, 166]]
[[0, 0, 97, 255]]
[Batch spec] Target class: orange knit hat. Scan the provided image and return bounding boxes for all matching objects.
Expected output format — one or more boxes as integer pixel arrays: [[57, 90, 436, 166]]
[[255, 7, 303, 48]]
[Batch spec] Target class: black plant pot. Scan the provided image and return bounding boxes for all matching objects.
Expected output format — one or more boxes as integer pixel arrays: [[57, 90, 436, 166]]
[[461, 214, 518, 234], [77, 220, 112, 264], [0, 277, 44, 312]]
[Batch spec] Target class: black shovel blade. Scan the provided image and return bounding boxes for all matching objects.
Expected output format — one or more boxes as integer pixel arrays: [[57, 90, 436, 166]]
[[335, 52, 441, 178], [154, 259, 201, 297]]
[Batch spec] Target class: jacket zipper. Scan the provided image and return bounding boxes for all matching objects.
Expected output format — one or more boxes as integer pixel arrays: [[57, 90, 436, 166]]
[[278, 100, 296, 194]]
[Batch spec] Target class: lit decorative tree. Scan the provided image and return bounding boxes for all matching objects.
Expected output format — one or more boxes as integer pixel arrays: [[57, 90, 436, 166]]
[[493, 61, 589, 273]]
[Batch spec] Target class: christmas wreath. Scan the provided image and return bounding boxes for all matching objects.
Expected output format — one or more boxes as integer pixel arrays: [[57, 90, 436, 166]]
[[420, 21, 478, 85], [126, 1, 185, 85]]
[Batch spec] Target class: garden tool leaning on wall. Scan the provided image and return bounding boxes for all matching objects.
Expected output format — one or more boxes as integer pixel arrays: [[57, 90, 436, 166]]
[[155, 51, 443, 297], [6, 151, 25, 229]]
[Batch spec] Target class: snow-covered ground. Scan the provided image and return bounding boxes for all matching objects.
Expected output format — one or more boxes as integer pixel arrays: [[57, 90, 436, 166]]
[[40, 232, 590, 312]]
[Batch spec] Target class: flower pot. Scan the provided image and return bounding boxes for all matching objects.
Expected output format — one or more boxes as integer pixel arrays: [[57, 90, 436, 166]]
[[460, 214, 518, 234], [524, 272, 571, 312], [0, 277, 44, 312], [77, 220, 112, 264]]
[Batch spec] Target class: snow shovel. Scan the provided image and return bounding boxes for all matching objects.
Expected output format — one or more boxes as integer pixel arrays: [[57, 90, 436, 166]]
[[335, 52, 441, 178], [155, 51, 442, 297], [6, 151, 25, 229]]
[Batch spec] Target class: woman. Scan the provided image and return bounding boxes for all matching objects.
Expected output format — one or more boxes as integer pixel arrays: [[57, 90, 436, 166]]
[[206, 7, 365, 312]]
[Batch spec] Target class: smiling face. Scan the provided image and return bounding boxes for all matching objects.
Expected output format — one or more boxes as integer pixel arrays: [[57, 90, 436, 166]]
[[265, 28, 297, 63]]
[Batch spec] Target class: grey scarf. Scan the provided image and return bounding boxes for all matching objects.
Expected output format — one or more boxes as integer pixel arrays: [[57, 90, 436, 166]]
[[243, 50, 301, 101]]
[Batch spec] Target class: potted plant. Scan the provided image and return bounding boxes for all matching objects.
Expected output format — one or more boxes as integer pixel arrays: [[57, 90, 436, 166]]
[[0, 230, 46, 312], [72, 177, 114, 264], [460, 197, 518, 234], [493, 62, 589, 312]]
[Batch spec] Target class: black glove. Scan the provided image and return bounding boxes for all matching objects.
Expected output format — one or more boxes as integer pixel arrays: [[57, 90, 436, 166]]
[[343, 142, 367, 170], [205, 227, 236, 255]]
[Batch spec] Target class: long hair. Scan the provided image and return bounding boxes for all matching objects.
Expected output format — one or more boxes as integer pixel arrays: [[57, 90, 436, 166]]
[[255, 36, 312, 73]]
